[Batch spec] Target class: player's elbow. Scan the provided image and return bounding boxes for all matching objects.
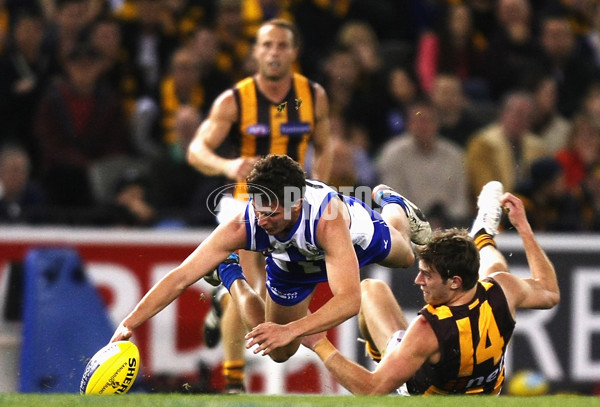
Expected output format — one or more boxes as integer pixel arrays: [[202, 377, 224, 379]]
[[167, 265, 196, 293], [535, 288, 560, 310], [186, 143, 199, 167], [545, 290, 560, 309], [551, 292, 560, 307], [186, 135, 208, 167], [365, 375, 400, 395]]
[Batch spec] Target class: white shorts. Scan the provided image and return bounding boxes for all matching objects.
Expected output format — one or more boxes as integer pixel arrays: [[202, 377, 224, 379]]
[[384, 330, 410, 396]]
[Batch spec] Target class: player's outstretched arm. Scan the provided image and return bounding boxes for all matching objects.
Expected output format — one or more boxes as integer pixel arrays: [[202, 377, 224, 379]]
[[111, 219, 248, 342], [303, 314, 438, 395], [491, 193, 560, 311]]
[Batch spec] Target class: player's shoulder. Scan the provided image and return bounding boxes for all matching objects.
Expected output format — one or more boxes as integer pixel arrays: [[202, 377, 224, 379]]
[[401, 314, 439, 359], [291, 71, 324, 93], [214, 87, 236, 104], [309, 80, 329, 113], [485, 272, 517, 289], [210, 87, 238, 118], [311, 80, 327, 96], [216, 75, 258, 110], [305, 179, 337, 198], [219, 211, 252, 247], [483, 272, 522, 310]]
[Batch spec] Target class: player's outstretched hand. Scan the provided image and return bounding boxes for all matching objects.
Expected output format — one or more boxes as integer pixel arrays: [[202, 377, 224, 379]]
[[225, 156, 260, 180], [110, 323, 133, 343], [500, 193, 532, 234], [245, 321, 296, 356]]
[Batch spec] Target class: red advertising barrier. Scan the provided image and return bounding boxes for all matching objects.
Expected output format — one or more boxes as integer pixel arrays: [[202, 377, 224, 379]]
[[0, 226, 344, 394]]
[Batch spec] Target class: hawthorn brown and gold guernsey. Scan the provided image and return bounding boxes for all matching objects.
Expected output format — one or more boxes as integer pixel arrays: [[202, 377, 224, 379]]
[[233, 72, 316, 165], [409, 279, 515, 395]]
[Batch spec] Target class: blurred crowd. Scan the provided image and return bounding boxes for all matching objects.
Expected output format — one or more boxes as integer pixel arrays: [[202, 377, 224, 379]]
[[1, 0, 600, 232]]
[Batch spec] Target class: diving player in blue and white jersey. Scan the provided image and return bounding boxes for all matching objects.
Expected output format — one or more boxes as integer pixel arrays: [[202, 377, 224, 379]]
[[245, 179, 404, 303], [111, 154, 432, 365]]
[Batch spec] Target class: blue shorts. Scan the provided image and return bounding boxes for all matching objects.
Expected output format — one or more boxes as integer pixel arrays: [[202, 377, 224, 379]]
[[265, 278, 317, 306]]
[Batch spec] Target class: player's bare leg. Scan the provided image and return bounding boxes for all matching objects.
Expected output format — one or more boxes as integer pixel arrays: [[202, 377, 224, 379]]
[[372, 185, 432, 268], [378, 202, 416, 268], [358, 278, 409, 361], [261, 291, 314, 363], [220, 250, 266, 393], [478, 245, 509, 279], [215, 252, 310, 363]]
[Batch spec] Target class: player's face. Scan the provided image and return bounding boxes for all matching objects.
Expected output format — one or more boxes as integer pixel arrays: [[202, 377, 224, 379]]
[[415, 260, 452, 306], [253, 25, 298, 81], [252, 199, 300, 237]]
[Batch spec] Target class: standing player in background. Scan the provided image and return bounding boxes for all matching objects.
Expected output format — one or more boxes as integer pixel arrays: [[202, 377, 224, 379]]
[[186, 19, 333, 393]]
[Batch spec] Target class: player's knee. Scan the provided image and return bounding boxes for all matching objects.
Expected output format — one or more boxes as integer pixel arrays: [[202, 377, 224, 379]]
[[269, 348, 293, 363], [268, 340, 301, 363], [361, 279, 392, 305], [361, 278, 385, 295]]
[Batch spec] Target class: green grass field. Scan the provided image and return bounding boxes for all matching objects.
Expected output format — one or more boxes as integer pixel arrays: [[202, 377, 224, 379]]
[[0, 394, 598, 407]]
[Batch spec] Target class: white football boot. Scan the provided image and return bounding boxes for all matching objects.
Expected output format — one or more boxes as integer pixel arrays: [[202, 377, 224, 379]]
[[469, 181, 504, 238]]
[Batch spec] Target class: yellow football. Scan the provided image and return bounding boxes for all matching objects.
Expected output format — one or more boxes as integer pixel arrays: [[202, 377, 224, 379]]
[[506, 369, 550, 396], [80, 341, 140, 395]]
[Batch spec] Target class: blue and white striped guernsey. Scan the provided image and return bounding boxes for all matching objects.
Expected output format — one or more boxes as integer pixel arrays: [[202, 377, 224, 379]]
[[243, 180, 392, 286]]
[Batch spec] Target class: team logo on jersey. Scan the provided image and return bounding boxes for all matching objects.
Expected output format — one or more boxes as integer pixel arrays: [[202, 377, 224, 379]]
[[246, 124, 271, 136], [280, 122, 311, 137], [302, 242, 320, 257]]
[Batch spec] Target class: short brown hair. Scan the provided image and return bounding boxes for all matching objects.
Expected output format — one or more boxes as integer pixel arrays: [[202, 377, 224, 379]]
[[246, 154, 306, 202], [416, 228, 480, 289], [260, 19, 301, 49]]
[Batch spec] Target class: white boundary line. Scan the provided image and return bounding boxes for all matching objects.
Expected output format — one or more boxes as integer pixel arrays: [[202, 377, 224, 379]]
[[1, 226, 598, 251], [496, 232, 600, 252], [0, 225, 600, 253], [0, 226, 212, 246]]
